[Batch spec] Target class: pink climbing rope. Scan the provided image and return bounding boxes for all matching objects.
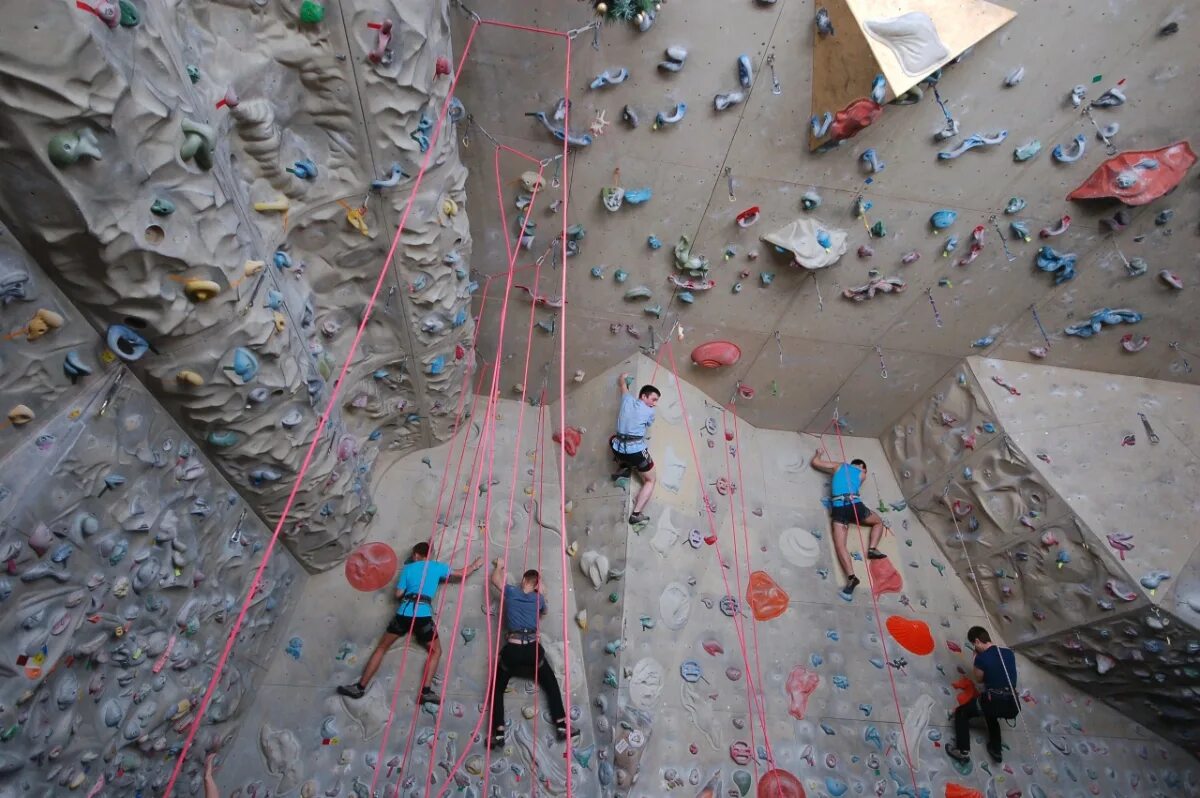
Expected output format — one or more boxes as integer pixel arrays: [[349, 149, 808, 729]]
[[662, 341, 782, 786], [825, 420, 921, 792], [161, 19, 483, 798]]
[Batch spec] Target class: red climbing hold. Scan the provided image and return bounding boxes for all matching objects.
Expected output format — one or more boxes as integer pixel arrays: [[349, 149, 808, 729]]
[[691, 340, 742, 368], [758, 768, 806, 798], [702, 639, 724, 656], [435, 56, 452, 77], [345, 542, 399, 592], [1066, 141, 1196, 206], [946, 783, 984, 798], [785, 665, 820, 719], [946, 640, 962, 653], [746, 570, 790, 621], [828, 97, 883, 142], [553, 426, 583, 457], [868, 557, 903, 598], [885, 616, 935, 656]]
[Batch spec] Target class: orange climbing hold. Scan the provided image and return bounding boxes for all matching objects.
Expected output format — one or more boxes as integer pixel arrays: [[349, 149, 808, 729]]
[[868, 556, 903, 597], [758, 769, 806, 798], [345, 541, 399, 592], [946, 784, 984, 798], [553, 426, 583, 457], [885, 615, 935, 656], [747, 570, 790, 620]]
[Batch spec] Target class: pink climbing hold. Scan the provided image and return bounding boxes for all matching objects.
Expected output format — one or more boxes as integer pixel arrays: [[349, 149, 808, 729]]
[[868, 557, 903, 597], [730, 740, 753, 765], [345, 541, 399, 592], [702, 639, 725, 656], [691, 340, 742, 368], [757, 768, 806, 798], [785, 665, 820, 719], [828, 97, 883, 142], [553, 426, 583, 457], [1121, 334, 1150, 353], [435, 56, 452, 77], [1039, 215, 1072, 238], [957, 225, 986, 267]]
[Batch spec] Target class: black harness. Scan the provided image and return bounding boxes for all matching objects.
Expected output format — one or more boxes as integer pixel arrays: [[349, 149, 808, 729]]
[[507, 627, 538, 644], [399, 593, 434, 613]]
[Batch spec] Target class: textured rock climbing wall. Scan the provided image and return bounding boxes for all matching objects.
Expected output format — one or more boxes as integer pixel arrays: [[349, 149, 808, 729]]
[[557, 354, 1197, 797], [0, 0, 474, 571], [0, 349, 301, 795], [884, 356, 1200, 755], [214, 402, 597, 796], [452, 0, 1199, 438]]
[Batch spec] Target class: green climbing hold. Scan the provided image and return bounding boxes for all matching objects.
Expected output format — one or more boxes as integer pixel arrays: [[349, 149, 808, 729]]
[[869, 220, 887, 238], [118, 0, 139, 26], [608, 592, 619, 603], [732, 769, 752, 796], [186, 64, 201, 83], [299, 0, 325, 24], [150, 198, 175, 216]]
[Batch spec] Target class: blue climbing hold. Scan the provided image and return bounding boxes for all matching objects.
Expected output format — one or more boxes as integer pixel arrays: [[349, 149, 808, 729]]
[[1035, 246, 1078, 284], [285, 637, 303, 660], [428, 355, 446, 375], [624, 187, 652, 204], [864, 724, 883, 750], [230, 348, 259, 382], [832, 674, 849, 689], [1064, 307, 1142, 338], [810, 653, 824, 667], [826, 777, 849, 797], [647, 235, 662, 249], [930, 209, 957, 230], [106, 325, 150, 362], [273, 250, 292, 269]]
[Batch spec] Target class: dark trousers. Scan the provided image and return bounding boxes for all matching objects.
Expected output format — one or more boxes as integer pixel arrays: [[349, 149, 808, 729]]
[[490, 642, 565, 731], [954, 694, 1016, 753]]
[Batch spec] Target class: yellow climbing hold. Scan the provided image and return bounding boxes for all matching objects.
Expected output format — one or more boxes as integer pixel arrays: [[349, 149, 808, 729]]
[[520, 171, 545, 192], [566, 540, 579, 557], [346, 205, 369, 236], [575, 609, 588, 631], [244, 259, 265, 276], [176, 370, 204, 386], [253, 196, 290, 213], [272, 311, 286, 333], [183, 278, 221, 302], [7, 404, 34, 426], [440, 197, 458, 223]]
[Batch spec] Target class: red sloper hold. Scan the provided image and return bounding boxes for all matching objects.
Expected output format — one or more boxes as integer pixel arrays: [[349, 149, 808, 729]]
[[747, 570, 790, 621], [345, 542, 399, 592], [758, 769, 806, 798], [691, 340, 742, 368], [553, 426, 583, 457], [868, 556, 903, 597], [828, 97, 883, 143], [1066, 141, 1196, 206]]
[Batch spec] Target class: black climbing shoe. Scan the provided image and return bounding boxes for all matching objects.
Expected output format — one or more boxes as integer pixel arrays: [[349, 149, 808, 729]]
[[555, 722, 581, 742], [987, 746, 1003, 763], [487, 730, 506, 750], [628, 512, 649, 526], [945, 746, 970, 764], [337, 682, 366, 699], [867, 548, 886, 560], [418, 687, 441, 706], [839, 575, 860, 599]]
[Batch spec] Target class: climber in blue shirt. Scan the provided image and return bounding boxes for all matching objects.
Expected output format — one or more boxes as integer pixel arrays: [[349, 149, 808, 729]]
[[611, 372, 659, 526], [811, 449, 887, 600], [947, 626, 1020, 764]]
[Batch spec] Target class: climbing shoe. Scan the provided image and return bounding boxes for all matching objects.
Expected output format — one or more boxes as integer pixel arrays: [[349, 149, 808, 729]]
[[337, 682, 365, 699], [487, 730, 506, 750], [555, 722, 582, 742], [867, 548, 886, 560], [628, 512, 649, 526], [945, 746, 970, 764], [987, 746, 1003, 764], [838, 575, 860, 601], [612, 467, 632, 481], [418, 687, 441, 705]]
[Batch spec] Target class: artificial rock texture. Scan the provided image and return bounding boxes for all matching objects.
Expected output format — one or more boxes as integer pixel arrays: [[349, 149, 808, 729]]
[[884, 356, 1200, 754], [453, 0, 1200, 437], [215, 408, 597, 797], [555, 355, 1197, 797], [0, 259, 301, 796], [0, 0, 475, 571]]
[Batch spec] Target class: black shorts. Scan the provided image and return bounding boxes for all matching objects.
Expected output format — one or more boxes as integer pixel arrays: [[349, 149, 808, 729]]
[[386, 614, 438, 647], [613, 445, 654, 473], [830, 501, 872, 526]]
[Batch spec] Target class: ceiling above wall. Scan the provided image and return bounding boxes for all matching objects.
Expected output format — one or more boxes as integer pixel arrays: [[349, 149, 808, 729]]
[[450, 0, 1199, 437]]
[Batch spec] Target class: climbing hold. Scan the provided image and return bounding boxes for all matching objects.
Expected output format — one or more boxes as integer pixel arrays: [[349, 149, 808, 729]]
[[1140, 570, 1171, 590], [785, 666, 819, 719], [345, 542, 398, 592], [1010, 221, 1031, 242], [372, 163, 407, 189], [1013, 139, 1042, 162], [659, 45, 688, 72], [1004, 197, 1026, 214], [1004, 66, 1025, 87], [815, 7, 834, 36], [842, 276, 906, 302], [299, 0, 325, 24], [589, 68, 629, 89], [226, 347, 259, 383], [180, 119, 215, 170], [746, 571, 789, 620], [1040, 215, 1072, 238], [175, 370, 204, 386], [63, 351, 92, 382], [930, 210, 957, 230], [654, 103, 687, 129], [938, 131, 1008, 160], [285, 159, 318, 180], [801, 190, 822, 210], [885, 616, 935, 655], [1091, 86, 1126, 108], [106, 324, 149, 361], [1120, 334, 1150, 353], [737, 54, 753, 88], [861, 148, 885, 173], [7, 405, 34, 426], [1159, 270, 1184, 289], [47, 128, 102, 168], [715, 91, 746, 112], [150, 198, 175, 216], [1064, 307, 1142, 338], [1068, 142, 1196, 205], [757, 769, 805, 798], [1052, 133, 1087, 163], [691, 341, 741, 368], [183, 278, 221, 302], [1035, 246, 1078, 284]]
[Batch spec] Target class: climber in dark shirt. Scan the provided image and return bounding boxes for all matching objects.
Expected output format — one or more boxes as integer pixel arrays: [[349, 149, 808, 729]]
[[947, 626, 1019, 764]]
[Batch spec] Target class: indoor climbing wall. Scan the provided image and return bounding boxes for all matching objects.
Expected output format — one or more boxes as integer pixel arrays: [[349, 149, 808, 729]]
[[214, 403, 597, 797], [883, 356, 1200, 754], [0, 0, 475, 570], [452, 0, 1198, 438], [0, 349, 301, 795], [559, 355, 1197, 797]]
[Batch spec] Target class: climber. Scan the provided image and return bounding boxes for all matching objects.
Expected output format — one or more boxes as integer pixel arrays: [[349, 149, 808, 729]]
[[204, 753, 219, 798], [486, 559, 577, 749], [337, 541, 482, 704], [611, 373, 659, 525], [946, 626, 1020, 764], [810, 450, 887, 599]]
